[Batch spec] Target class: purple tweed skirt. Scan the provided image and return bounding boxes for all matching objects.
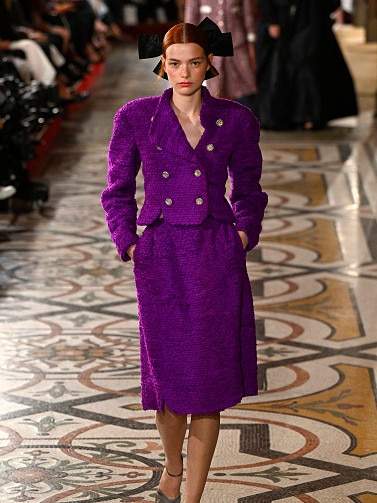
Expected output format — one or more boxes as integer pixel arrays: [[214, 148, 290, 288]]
[[133, 215, 258, 414]]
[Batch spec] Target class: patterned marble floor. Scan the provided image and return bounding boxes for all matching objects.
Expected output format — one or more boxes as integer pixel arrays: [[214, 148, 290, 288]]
[[0, 42, 377, 503]]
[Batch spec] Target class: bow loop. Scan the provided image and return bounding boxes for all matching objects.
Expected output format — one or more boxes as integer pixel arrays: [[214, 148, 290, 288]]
[[197, 17, 234, 57], [137, 17, 233, 60], [138, 33, 164, 60]]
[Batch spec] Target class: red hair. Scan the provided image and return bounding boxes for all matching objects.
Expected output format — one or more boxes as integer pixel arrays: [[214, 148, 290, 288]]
[[159, 23, 218, 79]]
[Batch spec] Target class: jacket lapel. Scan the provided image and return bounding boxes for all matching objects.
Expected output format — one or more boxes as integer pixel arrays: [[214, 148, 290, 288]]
[[149, 88, 197, 162]]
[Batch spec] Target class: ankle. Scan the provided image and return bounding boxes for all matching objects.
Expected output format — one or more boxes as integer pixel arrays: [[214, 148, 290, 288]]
[[165, 454, 183, 477], [158, 470, 182, 501]]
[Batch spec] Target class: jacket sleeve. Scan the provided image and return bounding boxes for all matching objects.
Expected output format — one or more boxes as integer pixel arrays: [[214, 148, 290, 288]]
[[228, 110, 268, 251], [242, 0, 257, 42], [101, 107, 141, 262]]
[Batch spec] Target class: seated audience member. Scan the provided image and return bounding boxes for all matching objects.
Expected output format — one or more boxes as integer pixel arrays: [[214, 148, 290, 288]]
[[0, 0, 89, 103]]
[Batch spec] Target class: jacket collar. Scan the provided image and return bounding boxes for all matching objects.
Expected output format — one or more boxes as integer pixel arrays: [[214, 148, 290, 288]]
[[149, 86, 218, 162]]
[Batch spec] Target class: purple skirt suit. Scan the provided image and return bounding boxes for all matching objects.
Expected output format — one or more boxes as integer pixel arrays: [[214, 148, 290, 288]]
[[101, 86, 267, 414]]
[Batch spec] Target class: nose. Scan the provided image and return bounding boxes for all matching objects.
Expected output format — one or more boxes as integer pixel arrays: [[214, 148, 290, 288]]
[[180, 64, 189, 78]]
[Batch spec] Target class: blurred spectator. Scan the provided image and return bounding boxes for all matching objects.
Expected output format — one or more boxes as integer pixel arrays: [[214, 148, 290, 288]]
[[137, 0, 178, 23], [103, 0, 178, 25], [87, 0, 125, 39], [43, 1, 102, 63], [104, 0, 127, 24], [185, 0, 258, 114], [0, 186, 17, 200], [255, 0, 358, 130], [0, 0, 89, 102], [255, 0, 293, 129], [17, 0, 73, 57], [336, 0, 355, 23]]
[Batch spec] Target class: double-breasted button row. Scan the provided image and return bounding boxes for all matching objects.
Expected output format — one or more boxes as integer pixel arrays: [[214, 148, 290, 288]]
[[162, 167, 204, 206], [161, 169, 202, 178], [164, 197, 204, 206]]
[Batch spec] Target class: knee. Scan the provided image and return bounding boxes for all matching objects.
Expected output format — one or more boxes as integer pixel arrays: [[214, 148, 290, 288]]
[[191, 412, 220, 421], [157, 406, 187, 427]]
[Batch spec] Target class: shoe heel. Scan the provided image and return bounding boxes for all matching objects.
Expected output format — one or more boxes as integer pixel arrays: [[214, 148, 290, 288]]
[[155, 489, 181, 503]]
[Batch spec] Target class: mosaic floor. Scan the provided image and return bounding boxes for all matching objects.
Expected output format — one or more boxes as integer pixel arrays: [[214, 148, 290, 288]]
[[0, 42, 377, 503]]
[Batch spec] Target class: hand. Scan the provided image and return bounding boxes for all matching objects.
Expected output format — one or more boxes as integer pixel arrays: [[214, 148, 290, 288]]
[[268, 24, 281, 39], [127, 244, 136, 260], [237, 231, 248, 250], [29, 31, 48, 43], [0, 40, 11, 51], [52, 2, 76, 14]]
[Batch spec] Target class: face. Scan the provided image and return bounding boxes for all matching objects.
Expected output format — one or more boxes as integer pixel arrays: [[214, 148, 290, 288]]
[[162, 43, 212, 96]]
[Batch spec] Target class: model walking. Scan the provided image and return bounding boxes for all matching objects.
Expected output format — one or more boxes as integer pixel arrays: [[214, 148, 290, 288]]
[[101, 18, 267, 502]]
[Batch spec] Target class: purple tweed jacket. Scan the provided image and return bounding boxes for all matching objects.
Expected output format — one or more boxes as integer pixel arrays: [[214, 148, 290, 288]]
[[101, 86, 267, 261]]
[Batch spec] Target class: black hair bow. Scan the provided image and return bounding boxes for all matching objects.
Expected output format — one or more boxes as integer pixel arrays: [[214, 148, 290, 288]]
[[138, 17, 234, 60]]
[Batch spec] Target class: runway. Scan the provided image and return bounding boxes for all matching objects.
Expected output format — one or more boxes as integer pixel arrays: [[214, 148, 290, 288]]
[[0, 41, 376, 502]]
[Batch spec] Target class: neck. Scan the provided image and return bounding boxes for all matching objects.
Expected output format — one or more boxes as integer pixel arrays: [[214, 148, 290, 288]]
[[171, 90, 202, 117]]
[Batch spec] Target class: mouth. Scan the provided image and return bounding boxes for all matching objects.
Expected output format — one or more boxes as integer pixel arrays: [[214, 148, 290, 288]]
[[178, 82, 192, 87]]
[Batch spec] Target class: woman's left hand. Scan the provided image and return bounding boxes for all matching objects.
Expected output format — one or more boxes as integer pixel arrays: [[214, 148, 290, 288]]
[[127, 244, 137, 260], [238, 231, 248, 250]]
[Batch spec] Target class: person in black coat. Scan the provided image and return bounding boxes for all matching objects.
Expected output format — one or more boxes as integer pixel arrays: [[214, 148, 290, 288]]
[[255, 0, 358, 130], [289, 0, 358, 129], [255, 0, 294, 129]]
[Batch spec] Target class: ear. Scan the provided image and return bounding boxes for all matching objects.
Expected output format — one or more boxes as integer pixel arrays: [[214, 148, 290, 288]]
[[207, 53, 214, 70], [161, 56, 166, 72]]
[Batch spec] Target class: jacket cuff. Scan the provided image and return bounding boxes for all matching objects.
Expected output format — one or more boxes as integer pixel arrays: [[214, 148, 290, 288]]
[[117, 235, 139, 262], [235, 220, 262, 252]]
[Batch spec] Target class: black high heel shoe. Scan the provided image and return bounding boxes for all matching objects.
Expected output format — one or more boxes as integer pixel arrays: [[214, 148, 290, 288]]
[[155, 488, 181, 503], [155, 459, 183, 503]]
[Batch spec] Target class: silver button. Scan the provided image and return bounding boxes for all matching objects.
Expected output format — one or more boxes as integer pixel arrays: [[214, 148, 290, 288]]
[[165, 198, 173, 206], [206, 144, 214, 151], [156, 146, 162, 150], [195, 197, 204, 205], [216, 119, 224, 126], [162, 171, 170, 178], [194, 169, 202, 177]]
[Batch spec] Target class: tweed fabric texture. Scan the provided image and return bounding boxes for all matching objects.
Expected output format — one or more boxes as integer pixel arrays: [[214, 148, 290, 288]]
[[101, 87, 267, 262], [101, 86, 267, 413], [133, 216, 257, 414]]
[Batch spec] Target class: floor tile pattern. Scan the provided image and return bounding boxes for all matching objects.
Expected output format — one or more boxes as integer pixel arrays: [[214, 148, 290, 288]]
[[0, 43, 376, 502]]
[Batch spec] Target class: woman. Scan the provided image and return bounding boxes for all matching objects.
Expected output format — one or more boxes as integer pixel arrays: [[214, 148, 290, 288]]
[[101, 18, 267, 503], [288, 0, 358, 129], [255, 0, 358, 130], [184, 0, 259, 113], [255, 0, 294, 129]]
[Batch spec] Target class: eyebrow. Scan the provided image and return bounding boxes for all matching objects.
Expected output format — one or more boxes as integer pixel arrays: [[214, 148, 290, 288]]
[[167, 56, 205, 62]]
